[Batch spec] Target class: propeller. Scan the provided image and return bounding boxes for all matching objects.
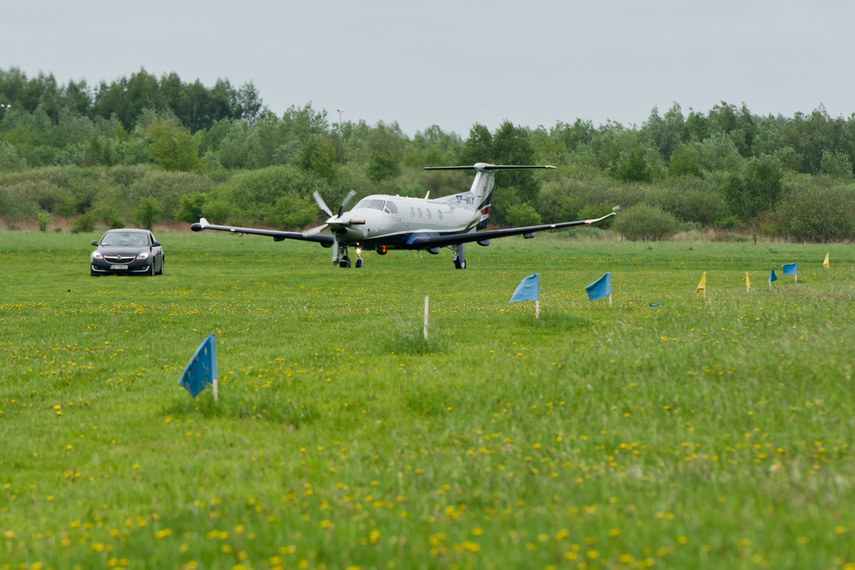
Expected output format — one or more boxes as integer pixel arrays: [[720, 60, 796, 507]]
[[306, 190, 357, 264], [312, 191, 333, 218]]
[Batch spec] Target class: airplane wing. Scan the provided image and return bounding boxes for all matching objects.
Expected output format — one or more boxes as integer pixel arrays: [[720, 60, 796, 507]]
[[407, 212, 617, 248], [190, 218, 335, 246]]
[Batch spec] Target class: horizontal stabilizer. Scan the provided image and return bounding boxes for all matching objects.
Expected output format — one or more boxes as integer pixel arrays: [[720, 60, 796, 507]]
[[425, 162, 556, 172]]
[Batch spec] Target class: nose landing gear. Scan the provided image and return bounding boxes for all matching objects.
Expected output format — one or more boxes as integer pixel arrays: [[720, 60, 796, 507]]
[[336, 246, 364, 268]]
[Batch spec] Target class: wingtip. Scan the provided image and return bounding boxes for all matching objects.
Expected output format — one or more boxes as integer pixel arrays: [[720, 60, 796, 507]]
[[190, 218, 209, 232]]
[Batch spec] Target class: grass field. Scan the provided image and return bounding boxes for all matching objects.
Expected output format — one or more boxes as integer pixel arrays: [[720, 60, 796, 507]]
[[1, 229, 854, 569]]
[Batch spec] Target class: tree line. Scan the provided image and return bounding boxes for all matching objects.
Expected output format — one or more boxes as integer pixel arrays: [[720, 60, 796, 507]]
[[1, 66, 854, 242]]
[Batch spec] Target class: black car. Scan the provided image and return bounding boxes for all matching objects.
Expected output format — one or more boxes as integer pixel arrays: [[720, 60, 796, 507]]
[[90, 229, 164, 276]]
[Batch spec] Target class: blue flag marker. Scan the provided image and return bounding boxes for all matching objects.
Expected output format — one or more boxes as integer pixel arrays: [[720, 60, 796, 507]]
[[781, 263, 799, 281], [509, 273, 540, 317], [768, 269, 777, 287], [510, 273, 539, 303], [585, 272, 612, 304], [178, 333, 218, 399]]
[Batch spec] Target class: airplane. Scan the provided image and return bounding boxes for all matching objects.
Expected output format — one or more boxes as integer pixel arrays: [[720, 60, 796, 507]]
[[190, 163, 616, 269]]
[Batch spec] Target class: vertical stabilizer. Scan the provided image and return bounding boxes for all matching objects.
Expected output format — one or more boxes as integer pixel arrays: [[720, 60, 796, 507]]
[[426, 163, 556, 227]]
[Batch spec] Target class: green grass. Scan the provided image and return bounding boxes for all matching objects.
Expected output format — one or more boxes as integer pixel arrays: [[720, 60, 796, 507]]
[[1, 229, 854, 569]]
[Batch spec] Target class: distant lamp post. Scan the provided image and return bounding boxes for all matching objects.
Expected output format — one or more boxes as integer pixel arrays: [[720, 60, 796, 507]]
[[336, 108, 343, 127]]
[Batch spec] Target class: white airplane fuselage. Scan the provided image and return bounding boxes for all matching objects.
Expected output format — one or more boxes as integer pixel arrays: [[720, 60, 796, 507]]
[[326, 192, 485, 250]]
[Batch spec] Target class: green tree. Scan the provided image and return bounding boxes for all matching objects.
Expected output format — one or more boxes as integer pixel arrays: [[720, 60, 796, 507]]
[[669, 143, 703, 178], [36, 211, 51, 232], [820, 149, 853, 179], [610, 143, 654, 183], [491, 121, 539, 205], [147, 120, 203, 172], [645, 103, 685, 162], [133, 197, 161, 230], [0, 141, 28, 172], [723, 156, 784, 220], [295, 136, 338, 182], [458, 123, 492, 164], [366, 151, 401, 183]]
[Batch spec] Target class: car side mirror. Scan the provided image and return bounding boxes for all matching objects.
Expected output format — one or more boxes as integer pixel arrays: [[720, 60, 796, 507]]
[[151, 241, 161, 247], [90, 240, 98, 246]]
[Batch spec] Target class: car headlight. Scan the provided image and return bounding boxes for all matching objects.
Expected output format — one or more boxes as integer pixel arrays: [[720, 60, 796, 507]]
[[136, 251, 150, 260], [92, 252, 103, 260]]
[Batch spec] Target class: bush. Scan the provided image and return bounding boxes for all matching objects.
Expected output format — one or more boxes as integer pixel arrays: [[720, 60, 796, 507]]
[[264, 193, 319, 229], [201, 200, 233, 225], [657, 188, 727, 226], [504, 202, 541, 227], [578, 200, 616, 228], [70, 212, 95, 234], [774, 185, 855, 242], [612, 203, 680, 241]]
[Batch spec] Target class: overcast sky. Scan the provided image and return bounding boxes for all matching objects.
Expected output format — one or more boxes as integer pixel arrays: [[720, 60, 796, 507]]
[[2, 0, 854, 137]]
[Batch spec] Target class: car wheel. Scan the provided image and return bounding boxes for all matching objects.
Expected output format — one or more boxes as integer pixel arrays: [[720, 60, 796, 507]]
[[91, 270, 99, 277], [148, 263, 155, 276], [157, 256, 164, 275]]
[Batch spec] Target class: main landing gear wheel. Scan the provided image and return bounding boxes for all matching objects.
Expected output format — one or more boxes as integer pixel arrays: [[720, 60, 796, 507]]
[[451, 243, 467, 269], [339, 255, 351, 268]]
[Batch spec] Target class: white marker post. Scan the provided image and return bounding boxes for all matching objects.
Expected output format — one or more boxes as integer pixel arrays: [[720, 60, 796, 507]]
[[535, 299, 540, 318], [424, 296, 429, 341], [213, 377, 218, 402]]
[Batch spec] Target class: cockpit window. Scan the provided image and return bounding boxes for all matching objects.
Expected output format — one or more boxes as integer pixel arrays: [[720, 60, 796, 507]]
[[367, 199, 385, 210], [384, 201, 398, 214], [354, 198, 370, 210]]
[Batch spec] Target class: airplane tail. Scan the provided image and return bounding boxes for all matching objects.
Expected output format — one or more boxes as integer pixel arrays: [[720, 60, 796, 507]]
[[426, 163, 556, 227]]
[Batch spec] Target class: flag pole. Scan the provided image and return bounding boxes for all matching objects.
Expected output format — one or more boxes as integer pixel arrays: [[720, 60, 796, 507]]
[[213, 377, 218, 402], [608, 294, 612, 307], [535, 299, 540, 318], [424, 296, 429, 340]]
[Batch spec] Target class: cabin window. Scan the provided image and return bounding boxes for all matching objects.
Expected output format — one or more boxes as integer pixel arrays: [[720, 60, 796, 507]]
[[384, 201, 398, 214], [426, 209, 431, 219], [410, 207, 415, 217], [438, 210, 443, 220], [417, 208, 422, 218]]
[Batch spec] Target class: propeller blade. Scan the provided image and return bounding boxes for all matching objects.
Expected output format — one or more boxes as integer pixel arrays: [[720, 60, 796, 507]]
[[337, 190, 356, 217], [302, 224, 328, 237], [312, 191, 333, 217]]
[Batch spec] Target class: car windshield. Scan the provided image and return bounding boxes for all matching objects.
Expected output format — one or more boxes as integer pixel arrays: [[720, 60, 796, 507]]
[[101, 232, 149, 247]]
